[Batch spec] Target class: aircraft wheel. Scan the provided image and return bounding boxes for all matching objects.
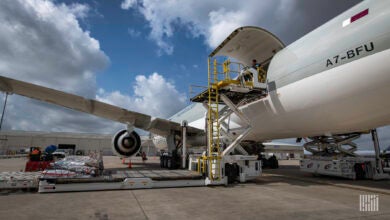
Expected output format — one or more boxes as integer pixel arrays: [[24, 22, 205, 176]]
[[163, 157, 167, 168], [160, 156, 165, 168], [268, 157, 279, 169], [171, 159, 177, 169], [225, 163, 238, 184]]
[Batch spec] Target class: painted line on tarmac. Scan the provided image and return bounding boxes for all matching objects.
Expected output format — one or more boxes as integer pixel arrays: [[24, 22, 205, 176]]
[[131, 191, 149, 220]]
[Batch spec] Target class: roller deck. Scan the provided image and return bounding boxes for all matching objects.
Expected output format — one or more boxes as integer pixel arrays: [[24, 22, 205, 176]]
[[0, 169, 205, 193]]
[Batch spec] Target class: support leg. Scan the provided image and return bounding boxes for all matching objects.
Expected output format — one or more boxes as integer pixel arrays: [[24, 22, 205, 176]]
[[371, 129, 390, 180], [371, 129, 383, 174], [182, 120, 187, 169]]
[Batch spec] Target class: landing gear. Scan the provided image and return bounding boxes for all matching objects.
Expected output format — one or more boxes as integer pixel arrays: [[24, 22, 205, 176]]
[[160, 150, 181, 169], [267, 155, 279, 169], [258, 154, 278, 169]]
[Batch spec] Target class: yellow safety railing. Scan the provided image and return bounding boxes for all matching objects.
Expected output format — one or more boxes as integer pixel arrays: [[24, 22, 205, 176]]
[[200, 58, 252, 180], [222, 59, 244, 77], [206, 58, 223, 180], [197, 155, 222, 178], [219, 60, 242, 86]]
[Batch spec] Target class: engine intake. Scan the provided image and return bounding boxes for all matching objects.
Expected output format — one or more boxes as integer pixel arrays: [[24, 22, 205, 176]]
[[112, 130, 141, 157]]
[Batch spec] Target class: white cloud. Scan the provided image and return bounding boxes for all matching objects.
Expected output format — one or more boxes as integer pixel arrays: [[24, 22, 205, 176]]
[[121, 0, 137, 10], [207, 8, 249, 48], [119, 0, 293, 55], [0, 0, 119, 133], [63, 3, 90, 19], [121, 0, 360, 55], [0, 0, 188, 134], [97, 72, 186, 118], [0, 0, 108, 97]]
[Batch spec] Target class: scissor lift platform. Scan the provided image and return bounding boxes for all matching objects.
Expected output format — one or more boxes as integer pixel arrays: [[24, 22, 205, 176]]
[[190, 88, 266, 105]]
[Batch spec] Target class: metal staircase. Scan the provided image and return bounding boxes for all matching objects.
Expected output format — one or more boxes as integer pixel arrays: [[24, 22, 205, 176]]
[[206, 58, 222, 180], [204, 58, 254, 182]]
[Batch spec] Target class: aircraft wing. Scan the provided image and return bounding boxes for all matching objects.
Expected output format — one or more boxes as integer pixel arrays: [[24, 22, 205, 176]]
[[0, 75, 202, 136]]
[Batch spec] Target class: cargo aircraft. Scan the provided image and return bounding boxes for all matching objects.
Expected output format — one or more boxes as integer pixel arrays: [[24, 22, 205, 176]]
[[0, 0, 389, 166]]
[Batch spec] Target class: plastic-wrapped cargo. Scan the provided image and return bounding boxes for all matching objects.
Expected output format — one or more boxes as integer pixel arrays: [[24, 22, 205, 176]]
[[41, 169, 77, 178], [47, 151, 103, 177]]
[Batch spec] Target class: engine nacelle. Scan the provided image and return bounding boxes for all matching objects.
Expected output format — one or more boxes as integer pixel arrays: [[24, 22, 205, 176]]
[[111, 129, 141, 157]]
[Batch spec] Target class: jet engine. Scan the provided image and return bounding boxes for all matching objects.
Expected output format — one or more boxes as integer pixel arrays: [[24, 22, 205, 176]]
[[111, 129, 141, 157]]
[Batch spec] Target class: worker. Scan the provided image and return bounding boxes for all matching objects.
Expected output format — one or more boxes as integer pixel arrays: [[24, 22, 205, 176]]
[[251, 59, 260, 69], [252, 59, 267, 83], [243, 59, 260, 82], [31, 148, 39, 155], [30, 147, 41, 161]]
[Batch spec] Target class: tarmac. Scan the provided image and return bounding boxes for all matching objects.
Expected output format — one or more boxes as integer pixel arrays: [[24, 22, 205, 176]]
[[0, 156, 389, 220]]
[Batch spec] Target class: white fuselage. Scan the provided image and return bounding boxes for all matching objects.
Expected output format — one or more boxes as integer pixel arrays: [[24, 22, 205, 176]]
[[236, 0, 390, 141], [238, 48, 390, 141], [154, 0, 390, 149]]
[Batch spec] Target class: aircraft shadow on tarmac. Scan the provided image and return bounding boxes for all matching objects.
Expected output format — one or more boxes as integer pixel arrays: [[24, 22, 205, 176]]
[[249, 165, 390, 193]]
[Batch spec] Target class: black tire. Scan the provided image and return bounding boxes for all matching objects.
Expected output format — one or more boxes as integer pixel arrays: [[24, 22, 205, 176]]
[[163, 157, 168, 168], [160, 156, 165, 168], [225, 163, 238, 184], [261, 158, 268, 168], [167, 158, 172, 169], [171, 159, 176, 170], [268, 157, 279, 169]]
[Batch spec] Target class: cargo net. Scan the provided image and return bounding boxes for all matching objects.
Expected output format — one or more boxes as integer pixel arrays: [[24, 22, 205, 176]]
[[41, 151, 104, 178]]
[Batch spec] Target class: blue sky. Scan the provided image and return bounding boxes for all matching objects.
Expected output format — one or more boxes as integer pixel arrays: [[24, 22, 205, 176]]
[[60, 0, 209, 99]]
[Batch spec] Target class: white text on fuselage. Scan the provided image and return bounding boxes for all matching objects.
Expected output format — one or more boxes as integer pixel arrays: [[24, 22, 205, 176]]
[[326, 42, 374, 67]]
